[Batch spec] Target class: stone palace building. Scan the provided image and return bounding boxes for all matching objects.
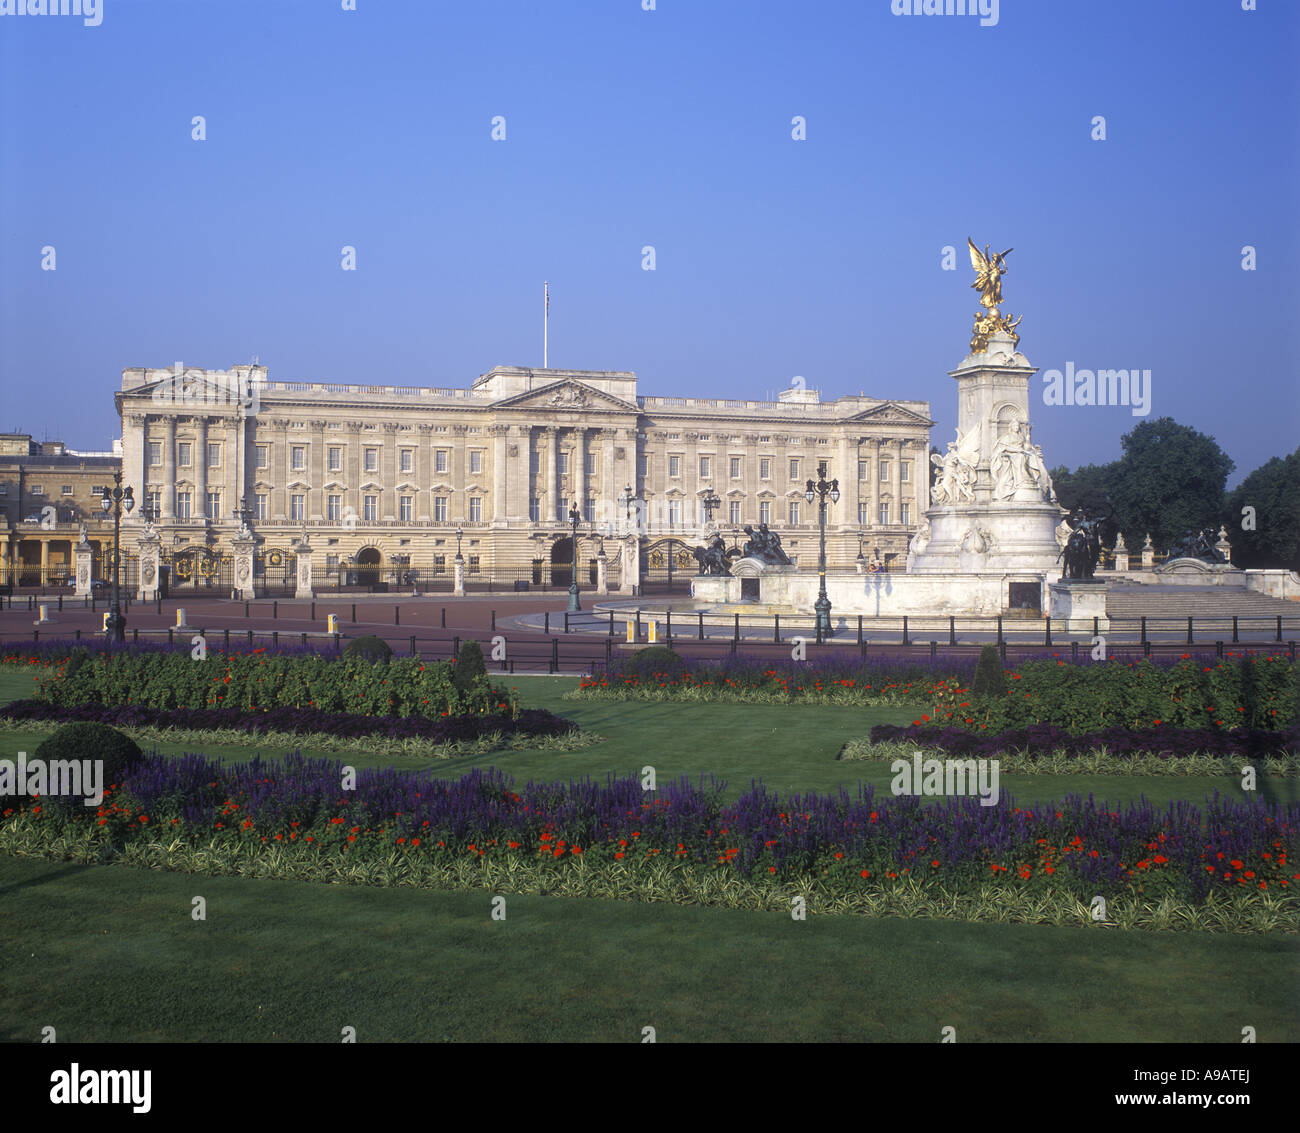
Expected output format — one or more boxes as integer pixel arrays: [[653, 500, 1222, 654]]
[[98, 362, 933, 593]]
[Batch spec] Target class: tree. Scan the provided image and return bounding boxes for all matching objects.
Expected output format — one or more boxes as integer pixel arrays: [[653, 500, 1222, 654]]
[[1224, 447, 1300, 571], [1050, 461, 1116, 514], [1104, 417, 1235, 552]]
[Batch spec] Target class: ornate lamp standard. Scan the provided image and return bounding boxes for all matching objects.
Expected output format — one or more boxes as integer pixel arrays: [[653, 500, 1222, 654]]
[[700, 490, 721, 533], [455, 525, 464, 563], [567, 501, 583, 612], [101, 470, 135, 642], [619, 484, 643, 534], [804, 461, 839, 642]]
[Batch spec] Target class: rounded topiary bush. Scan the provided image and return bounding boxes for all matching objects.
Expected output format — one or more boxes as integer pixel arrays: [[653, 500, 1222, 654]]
[[621, 645, 685, 681], [344, 635, 393, 663], [971, 644, 1007, 699], [452, 639, 488, 694], [31, 721, 143, 800]]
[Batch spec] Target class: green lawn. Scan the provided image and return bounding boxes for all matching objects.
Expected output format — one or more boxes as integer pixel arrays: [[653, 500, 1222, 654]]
[[3, 668, 1296, 1044], [2, 854, 1294, 1043]]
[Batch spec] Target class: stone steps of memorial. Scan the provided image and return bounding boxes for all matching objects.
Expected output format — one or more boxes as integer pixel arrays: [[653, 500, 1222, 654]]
[[1105, 585, 1298, 620]]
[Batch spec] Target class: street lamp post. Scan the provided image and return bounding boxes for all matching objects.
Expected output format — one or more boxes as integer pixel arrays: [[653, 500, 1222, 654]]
[[567, 502, 582, 612], [700, 490, 721, 537], [804, 460, 840, 642], [455, 525, 464, 563], [101, 470, 135, 642]]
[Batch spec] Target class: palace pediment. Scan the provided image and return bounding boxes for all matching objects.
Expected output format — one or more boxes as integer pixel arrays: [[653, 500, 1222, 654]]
[[490, 379, 638, 414], [843, 403, 935, 428]]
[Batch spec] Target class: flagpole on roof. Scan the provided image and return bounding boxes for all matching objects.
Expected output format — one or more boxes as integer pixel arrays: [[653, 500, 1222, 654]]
[[544, 281, 550, 369]]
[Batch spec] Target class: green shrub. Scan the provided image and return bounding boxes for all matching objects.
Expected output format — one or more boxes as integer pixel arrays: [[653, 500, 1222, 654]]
[[32, 648, 517, 720], [621, 645, 685, 681], [64, 647, 93, 681], [344, 635, 393, 663], [32, 721, 142, 797], [452, 640, 488, 695], [971, 645, 1006, 699]]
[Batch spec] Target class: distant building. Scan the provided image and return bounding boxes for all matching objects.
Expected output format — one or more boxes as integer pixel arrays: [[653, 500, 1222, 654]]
[[0, 435, 120, 587]]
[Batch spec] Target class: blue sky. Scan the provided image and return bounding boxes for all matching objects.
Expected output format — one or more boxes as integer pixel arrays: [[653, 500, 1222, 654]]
[[1, 0, 1296, 487]]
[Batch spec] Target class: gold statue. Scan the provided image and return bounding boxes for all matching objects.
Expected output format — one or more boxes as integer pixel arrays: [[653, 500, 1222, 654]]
[[968, 238, 1012, 311], [967, 237, 1022, 352]]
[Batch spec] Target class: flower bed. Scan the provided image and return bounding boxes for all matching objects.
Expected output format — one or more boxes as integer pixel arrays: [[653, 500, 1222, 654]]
[[572, 652, 1299, 734], [0, 698, 575, 744], [921, 654, 1297, 734], [3, 755, 1294, 931], [571, 653, 968, 705], [12, 645, 513, 718], [867, 721, 1300, 760]]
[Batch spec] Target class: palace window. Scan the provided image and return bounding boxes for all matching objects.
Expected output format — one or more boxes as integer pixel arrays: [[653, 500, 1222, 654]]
[[399, 496, 412, 522], [760, 458, 771, 479], [468, 554, 480, 575], [328, 447, 342, 472], [207, 443, 221, 469], [788, 501, 800, 526], [468, 497, 482, 522], [145, 490, 160, 519], [699, 456, 711, 478], [433, 554, 446, 575], [176, 491, 191, 520], [61, 484, 73, 496], [759, 501, 771, 525], [436, 450, 450, 474], [879, 502, 890, 525], [291, 446, 306, 471], [729, 500, 741, 525], [326, 554, 339, 573], [469, 450, 483, 474], [668, 455, 681, 478], [879, 461, 890, 482], [858, 502, 870, 525], [433, 496, 447, 522], [529, 498, 540, 522], [289, 494, 304, 522], [557, 452, 568, 475], [255, 494, 267, 521], [400, 450, 414, 474], [363, 495, 377, 522], [255, 444, 269, 469], [148, 441, 162, 466], [858, 460, 868, 480], [327, 495, 341, 521], [667, 500, 682, 527], [29, 484, 43, 495], [730, 457, 742, 478], [789, 459, 800, 481], [178, 443, 191, 467], [901, 503, 911, 525], [364, 449, 378, 473], [900, 461, 911, 483], [584, 497, 595, 523]]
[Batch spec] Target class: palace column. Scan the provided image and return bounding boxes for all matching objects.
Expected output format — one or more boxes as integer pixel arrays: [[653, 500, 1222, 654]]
[[195, 416, 208, 520], [490, 425, 508, 525], [542, 427, 558, 524], [601, 428, 616, 534], [160, 416, 176, 519]]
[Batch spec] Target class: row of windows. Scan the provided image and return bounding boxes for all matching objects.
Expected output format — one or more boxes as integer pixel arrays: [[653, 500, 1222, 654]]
[[143, 492, 911, 527], [645, 456, 913, 482], [146, 442, 491, 477]]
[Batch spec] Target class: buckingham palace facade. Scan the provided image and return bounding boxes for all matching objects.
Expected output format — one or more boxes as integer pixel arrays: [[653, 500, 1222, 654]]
[[114, 363, 933, 593]]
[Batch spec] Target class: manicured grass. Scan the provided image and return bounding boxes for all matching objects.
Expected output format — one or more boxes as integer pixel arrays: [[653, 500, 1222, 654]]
[[1, 854, 1294, 1043], [1, 671, 1278, 808]]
